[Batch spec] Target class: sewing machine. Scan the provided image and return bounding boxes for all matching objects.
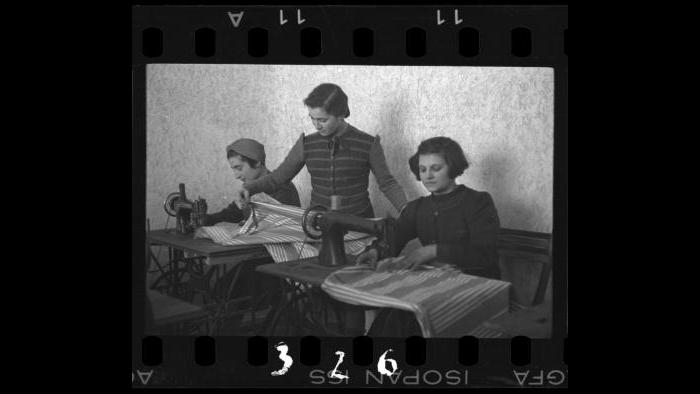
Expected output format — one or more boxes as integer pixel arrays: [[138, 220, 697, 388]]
[[163, 183, 208, 234], [301, 205, 396, 267]]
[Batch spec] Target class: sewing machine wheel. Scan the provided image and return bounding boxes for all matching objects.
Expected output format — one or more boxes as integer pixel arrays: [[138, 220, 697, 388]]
[[163, 192, 182, 217], [301, 205, 326, 240]]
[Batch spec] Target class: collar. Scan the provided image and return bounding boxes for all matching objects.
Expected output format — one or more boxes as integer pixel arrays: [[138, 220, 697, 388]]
[[322, 122, 350, 139], [325, 123, 352, 151], [429, 184, 465, 200]]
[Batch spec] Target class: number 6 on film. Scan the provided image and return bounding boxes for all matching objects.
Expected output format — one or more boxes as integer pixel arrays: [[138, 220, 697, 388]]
[[377, 349, 398, 376]]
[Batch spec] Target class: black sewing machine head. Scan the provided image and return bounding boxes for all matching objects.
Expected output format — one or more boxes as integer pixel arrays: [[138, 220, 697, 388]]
[[163, 183, 208, 234], [301, 205, 396, 267]]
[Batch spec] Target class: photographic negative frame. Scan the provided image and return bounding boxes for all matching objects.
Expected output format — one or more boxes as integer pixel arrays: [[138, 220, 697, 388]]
[[132, 4, 567, 388]]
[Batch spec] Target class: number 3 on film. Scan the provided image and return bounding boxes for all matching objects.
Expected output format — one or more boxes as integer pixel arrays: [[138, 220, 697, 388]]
[[271, 342, 293, 376], [270, 344, 401, 378]]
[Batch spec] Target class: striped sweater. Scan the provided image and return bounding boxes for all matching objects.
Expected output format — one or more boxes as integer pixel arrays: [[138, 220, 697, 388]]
[[244, 124, 407, 217]]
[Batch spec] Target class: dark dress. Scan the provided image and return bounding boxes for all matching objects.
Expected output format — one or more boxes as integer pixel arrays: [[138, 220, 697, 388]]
[[368, 185, 501, 337]]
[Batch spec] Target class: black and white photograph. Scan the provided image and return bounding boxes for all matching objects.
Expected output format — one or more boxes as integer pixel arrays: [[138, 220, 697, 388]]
[[142, 63, 556, 340]]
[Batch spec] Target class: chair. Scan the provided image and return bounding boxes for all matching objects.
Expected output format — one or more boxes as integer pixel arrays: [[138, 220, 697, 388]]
[[469, 228, 553, 338], [497, 228, 553, 310]]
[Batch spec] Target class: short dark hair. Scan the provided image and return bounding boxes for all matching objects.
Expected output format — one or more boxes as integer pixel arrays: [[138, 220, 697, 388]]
[[408, 137, 469, 180], [303, 83, 350, 118], [226, 149, 263, 167]]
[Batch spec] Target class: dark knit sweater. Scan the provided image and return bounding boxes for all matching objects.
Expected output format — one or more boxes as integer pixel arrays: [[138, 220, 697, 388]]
[[394, 184, 501, 279]]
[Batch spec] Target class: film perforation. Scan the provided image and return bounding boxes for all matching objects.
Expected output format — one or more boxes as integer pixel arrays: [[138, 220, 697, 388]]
[[405, 27, 427, 57], [352, 28, 374, 58], [134, 19, 569, 62], [141, 336, 162, 366], [405, 336, 427, 366], [142, 27, 163, 58], [458, 27, 480, 57], [194, 336, 216, 366], [247, 336, 268, 366], [352, 336, 374, 366], [300, 336, 321, 366], [135, 336, 568, 386], [300, 27, 322, 57], [510, 336, 532, 366], [248, 27, 269, 57], [194, 27, 216, 58], [511, 26, 533, 57], [458, 336, 480, 366]]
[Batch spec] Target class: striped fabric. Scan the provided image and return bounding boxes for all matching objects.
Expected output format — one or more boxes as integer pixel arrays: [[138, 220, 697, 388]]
[[321, 263, 511, 338], [467, 325, 505, 338], [195, 194, 375, 264]]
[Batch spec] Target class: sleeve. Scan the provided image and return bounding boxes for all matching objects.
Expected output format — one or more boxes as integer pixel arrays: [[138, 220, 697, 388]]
[[271, 183, 301, 207], [204, 201, 244, 225], [391, 201, 419, 257], [244, 134, 306, 195], [436, 192, 500, 274], [369, 135, 408, 212]]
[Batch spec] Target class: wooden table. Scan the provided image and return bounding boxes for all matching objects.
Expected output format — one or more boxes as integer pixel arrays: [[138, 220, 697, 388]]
[[148, 229, 269, 267], [255, 257, 347, 285]]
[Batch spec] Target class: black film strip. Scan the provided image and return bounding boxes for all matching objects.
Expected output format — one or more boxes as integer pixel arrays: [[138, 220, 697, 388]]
[[133, 4, 567, 388]]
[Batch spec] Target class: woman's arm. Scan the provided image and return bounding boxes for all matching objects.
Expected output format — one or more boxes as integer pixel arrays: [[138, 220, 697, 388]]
[[392, 201, 419, 257], [369, 135, 408, 213], [244, 134, 306, 195], [356, 200, 418, 267], [204, 202, 244, 225]]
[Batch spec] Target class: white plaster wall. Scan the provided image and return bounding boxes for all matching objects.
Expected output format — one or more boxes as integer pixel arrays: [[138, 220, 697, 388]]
[[146, 64, 553, 232]]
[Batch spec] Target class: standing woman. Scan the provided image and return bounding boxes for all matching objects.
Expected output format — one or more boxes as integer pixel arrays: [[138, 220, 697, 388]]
[[232, 83, 407, 218]]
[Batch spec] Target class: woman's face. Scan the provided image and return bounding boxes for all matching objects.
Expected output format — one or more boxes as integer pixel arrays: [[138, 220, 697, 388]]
[[308, 107, 343, 137], [228, 155, 263, 183], [418, 153, 456, 195]]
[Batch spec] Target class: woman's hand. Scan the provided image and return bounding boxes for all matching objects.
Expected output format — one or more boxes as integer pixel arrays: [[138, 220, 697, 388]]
[[231, 178, 250, 209], [403, 245, 438, 270], [355, 248, 379, 268]]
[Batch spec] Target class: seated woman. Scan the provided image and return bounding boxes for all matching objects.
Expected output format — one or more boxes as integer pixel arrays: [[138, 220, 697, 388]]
[[359, 136, 502, 337], [205, 138, 300, 226]]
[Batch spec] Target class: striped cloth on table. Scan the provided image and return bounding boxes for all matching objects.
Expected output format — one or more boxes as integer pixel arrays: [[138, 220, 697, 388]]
[[321, 264, 511, 338], [467, 325, 505, 338], [195, 193, 375, 263]]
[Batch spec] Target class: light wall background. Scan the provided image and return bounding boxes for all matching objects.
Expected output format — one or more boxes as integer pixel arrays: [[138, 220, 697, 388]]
[[146, 64, 554, 233]]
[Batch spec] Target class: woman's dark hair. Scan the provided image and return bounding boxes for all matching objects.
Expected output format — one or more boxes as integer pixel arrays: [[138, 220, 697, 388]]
[[303, 83, 350, 118], [408, 136, 469, 180], [226, 150, 263, 167]]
